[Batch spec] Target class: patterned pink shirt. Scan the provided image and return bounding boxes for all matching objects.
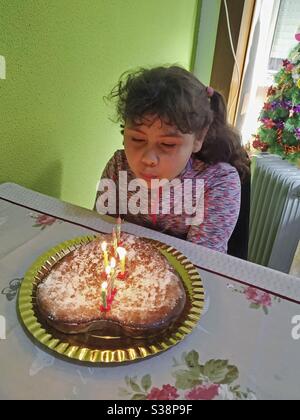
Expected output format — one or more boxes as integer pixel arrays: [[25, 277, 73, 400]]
[[94, 150, 241, 253]]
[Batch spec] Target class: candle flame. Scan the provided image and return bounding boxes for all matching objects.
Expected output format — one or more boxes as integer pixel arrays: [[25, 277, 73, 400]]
[[110, 257, 116, 268], [101, 241, 107, 252], [101, 281, 108, 290], [116, 247, 127, 259], [105, 266, 111, 275]]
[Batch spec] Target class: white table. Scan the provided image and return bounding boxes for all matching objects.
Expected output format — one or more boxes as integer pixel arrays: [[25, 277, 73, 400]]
[[0, 182, 300, 400]]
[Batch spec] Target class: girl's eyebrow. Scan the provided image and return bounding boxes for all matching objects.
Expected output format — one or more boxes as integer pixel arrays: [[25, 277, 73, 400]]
[[127, 127, 182, 138], [126, 127, 146, 134], [160, 132, 182, 138]]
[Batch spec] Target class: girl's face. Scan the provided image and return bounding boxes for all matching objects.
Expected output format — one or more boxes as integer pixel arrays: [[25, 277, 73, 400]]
[[124, 115, 205, 186]]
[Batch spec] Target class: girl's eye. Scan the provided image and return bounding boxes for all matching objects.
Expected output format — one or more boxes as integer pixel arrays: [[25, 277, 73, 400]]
[[132, 138, 145, 143], [162, 143, 176, 148]]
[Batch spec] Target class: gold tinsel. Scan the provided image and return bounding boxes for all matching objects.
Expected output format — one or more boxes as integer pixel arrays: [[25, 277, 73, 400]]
[[277, 128, 300, 154]]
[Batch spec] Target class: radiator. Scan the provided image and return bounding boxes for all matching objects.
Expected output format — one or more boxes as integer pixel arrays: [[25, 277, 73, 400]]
[[249, 154, 300, 273]]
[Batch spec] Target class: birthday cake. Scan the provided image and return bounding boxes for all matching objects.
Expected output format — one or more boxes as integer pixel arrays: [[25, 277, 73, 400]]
[[36, 233, 187, 337]]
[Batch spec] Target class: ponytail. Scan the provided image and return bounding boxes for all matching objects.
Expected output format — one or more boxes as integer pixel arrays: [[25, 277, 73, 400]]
[[196, 90, 250, 182], [210, 91, 227, 124]]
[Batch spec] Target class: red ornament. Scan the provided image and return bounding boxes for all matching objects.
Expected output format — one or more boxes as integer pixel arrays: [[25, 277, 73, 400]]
[[285, 63, 294, 72], [263, 102, 272, 111], [252, 136, 269, 152], [262, 118, 276, 129], [267, 86, 276, 97]]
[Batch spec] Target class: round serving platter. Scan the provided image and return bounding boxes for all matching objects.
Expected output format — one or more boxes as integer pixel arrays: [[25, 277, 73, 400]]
[[18, 235, 204, 365]]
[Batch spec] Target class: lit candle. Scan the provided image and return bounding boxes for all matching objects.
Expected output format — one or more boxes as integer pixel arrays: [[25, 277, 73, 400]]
[[105, 265, 111, 284], [101, 241, 109, 268], [112, 228, 118, 253], [110, 257, 116, 270], [105, 265, 112, 301], [110, 257, 116, 292], [101, 281, 108, 309], [117, 247, 127, 275], [116, 216, 122, 243]]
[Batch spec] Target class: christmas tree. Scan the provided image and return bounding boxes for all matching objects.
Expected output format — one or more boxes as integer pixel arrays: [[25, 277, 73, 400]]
[[252, 30, 300, 164]]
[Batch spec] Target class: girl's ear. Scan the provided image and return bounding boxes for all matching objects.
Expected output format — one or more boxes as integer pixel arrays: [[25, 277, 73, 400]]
[[193, 127, 209, 153], [192, 138, 203, 153]]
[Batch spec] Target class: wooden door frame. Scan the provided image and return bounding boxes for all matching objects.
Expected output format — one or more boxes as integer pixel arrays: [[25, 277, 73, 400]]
[[210, 0, 256, 125]]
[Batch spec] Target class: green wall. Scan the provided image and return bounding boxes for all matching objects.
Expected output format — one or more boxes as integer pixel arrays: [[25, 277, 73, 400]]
[[0, 0, 220, 209], [193, 0, 221, 85]]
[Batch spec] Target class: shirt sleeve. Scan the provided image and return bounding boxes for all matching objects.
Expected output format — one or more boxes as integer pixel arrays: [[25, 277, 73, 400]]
[[186, 165, 241, 253], [93, 151, 120, 212]]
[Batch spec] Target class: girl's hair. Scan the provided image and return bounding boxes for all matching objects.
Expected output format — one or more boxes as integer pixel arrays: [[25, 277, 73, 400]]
[[107, 65, 250, 181]]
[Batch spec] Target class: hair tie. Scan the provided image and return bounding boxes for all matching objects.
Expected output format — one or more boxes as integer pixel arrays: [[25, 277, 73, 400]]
[[206, 86, 214, 98]]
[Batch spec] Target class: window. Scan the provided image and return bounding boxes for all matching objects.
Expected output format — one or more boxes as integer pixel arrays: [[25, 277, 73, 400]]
[[233, 0, 300, 145], [268, 0, 300, 72]]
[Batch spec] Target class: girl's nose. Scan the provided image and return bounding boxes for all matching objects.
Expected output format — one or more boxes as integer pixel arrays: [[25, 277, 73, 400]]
[[141, 150, 159, 167]]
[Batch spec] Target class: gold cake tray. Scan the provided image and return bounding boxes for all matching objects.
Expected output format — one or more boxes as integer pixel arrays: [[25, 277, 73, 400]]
[[18, 235, 205, 365]]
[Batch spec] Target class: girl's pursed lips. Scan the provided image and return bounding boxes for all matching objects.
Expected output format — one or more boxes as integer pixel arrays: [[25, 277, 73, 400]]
[[139, 173, 159, 180]]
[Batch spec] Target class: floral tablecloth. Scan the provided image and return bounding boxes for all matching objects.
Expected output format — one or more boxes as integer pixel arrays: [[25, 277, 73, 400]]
[[0, 183, 300, 400]]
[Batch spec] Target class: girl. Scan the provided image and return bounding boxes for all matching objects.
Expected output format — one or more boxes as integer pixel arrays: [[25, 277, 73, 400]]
[[94, 65, 250, 254]]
